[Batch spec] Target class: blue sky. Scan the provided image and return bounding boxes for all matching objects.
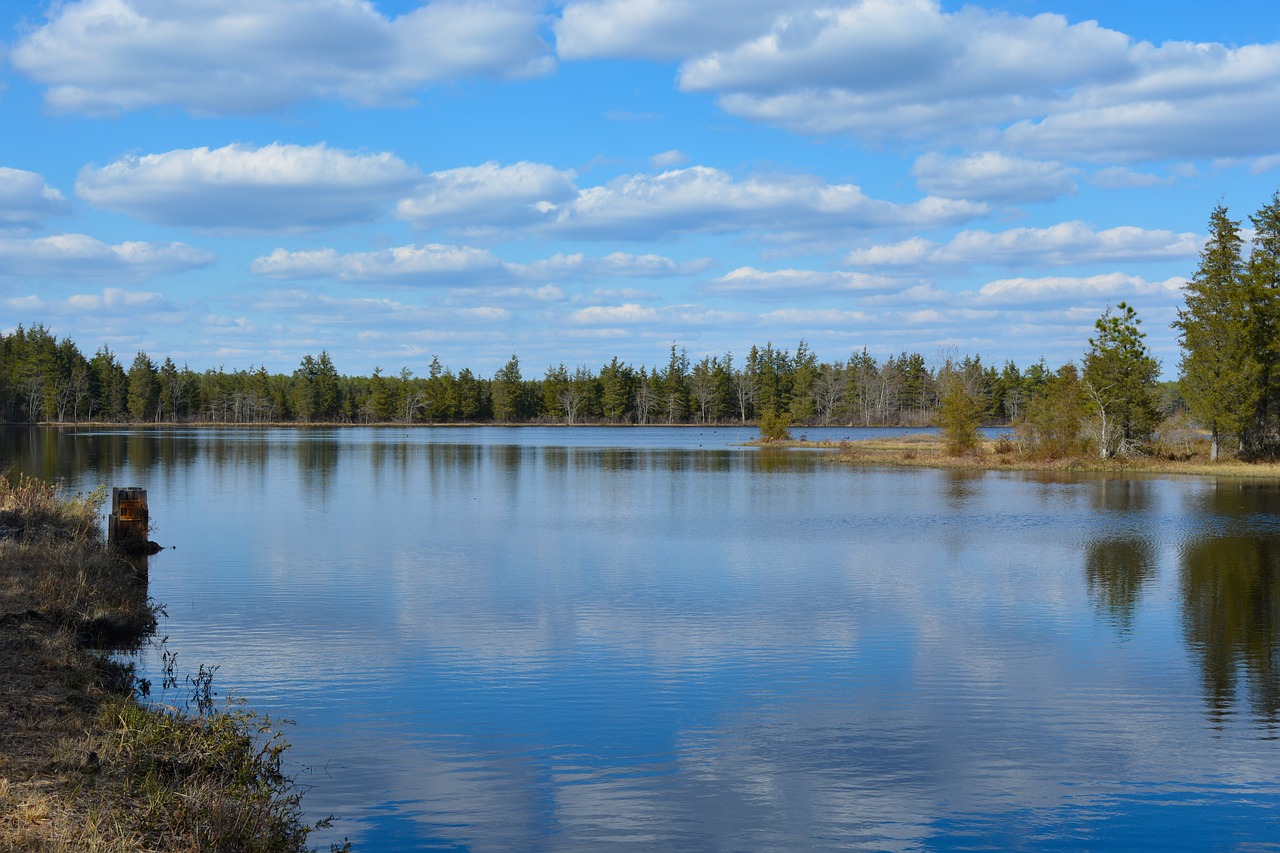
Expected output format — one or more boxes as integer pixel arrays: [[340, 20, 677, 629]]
[[2, 1, 1278, 379]]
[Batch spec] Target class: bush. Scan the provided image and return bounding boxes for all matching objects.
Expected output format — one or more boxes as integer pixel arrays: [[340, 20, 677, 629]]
[[757, 409, 792, 442]]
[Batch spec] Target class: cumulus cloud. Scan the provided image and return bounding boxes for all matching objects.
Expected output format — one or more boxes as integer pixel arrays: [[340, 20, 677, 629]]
[[911, 152, 1076, 203], [845, 222, 1200, 270], [77, 143, 418, 231], [397, 161, 983, 240], [11, 0, 553, 115], [555, 0, 810, 60], [679, 2, 1132, 137], [1003, 42, 1280, 162], [0, 234, 215, 279], [250, 244, 509, 285], [703, 267, 896, 299], [0, 168, 71, 227], [665, 0, 1280, 163], [396, 161, 579, 231], [974, 273, 1184, 305]]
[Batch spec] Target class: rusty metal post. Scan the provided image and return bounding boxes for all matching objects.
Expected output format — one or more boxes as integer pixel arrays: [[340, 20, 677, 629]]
[[108, 487, 149, 551]]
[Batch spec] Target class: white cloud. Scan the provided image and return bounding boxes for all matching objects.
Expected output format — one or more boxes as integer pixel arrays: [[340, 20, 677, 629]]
[[703, 267, 895, 299], [1003, 42, 1280, 162], [77, 143, 418, 231], [11, 0, 553, 115], [567, 303, 662, 325], [975, 273, 1185, 305], [911, 152, 1076, 203], [525, 251, 713, 279], [1089, 166, 1177, 189], [757, 307, 870, 325], [0, 233, 215, 278], [0, 168, 71, 227], [679, 2, 1132, 137], [1250, 155, 1280, 176], [456, 306, 511, 322], [396, 161, 579, 231], [664, 0, 1280, 163], [846, 222, 1200, 270], [250, 244, 509, 285], [65, 287, 170, 313], [448, 284, 565, 303], [397, 161, 983, 241], [250, 244, 713, 287], [546, 165, 984, 240], [650, 149, 689, 169], [555, 0, 809, 60]]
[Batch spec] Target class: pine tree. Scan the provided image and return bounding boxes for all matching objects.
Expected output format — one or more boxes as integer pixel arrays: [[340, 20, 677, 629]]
[[1083, 302, 1161, 458], [1247, 191, 1280, 454], [1174, 203, 1258, 460]]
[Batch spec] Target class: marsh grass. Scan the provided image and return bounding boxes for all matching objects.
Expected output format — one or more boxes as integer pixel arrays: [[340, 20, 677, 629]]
[[820, 432, 1280, 479], [0, 474, 338, 852]]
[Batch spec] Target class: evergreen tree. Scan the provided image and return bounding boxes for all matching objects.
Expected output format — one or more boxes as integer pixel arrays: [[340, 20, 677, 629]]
[[1083, 302, 1161, 458], [491, 355, 523, 422], [1174, 203, 1258, 460], [937, 368, 983, 455], [127, 351, 160, 422], [1021, 363, 1086, 458], [1247, 191, 1280, 453]]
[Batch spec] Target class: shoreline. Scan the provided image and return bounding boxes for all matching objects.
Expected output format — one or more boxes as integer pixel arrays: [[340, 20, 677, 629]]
[[0, 478, 331, 851], [756, 433, 1280, 481]]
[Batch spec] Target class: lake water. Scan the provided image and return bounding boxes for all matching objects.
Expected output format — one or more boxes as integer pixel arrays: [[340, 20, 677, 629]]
[[5, 425, 1280, 851]]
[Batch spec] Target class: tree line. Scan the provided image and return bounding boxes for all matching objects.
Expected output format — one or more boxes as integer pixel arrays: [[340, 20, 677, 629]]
[[15, 189, 1280, 463], [0, 329, 1076, 429]]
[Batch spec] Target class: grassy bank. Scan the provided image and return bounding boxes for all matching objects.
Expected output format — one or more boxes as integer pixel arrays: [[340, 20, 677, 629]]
[[0, 475, 335, 851], [762, 432, 1280, 479]]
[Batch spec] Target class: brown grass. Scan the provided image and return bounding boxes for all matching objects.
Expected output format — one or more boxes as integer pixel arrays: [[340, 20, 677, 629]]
[[769, 433, 1280, 479], [0, 474, 337, 852]]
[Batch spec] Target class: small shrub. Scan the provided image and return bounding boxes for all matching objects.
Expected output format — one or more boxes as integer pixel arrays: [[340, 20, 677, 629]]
[[757, 409, 792, 442]]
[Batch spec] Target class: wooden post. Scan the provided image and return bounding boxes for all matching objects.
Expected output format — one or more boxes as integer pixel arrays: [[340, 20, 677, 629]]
[[108, 487, 149, 551]]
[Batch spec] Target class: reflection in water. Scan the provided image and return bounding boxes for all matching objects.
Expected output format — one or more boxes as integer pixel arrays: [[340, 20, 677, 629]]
[[1180, 482, 1280, 725], [1181, 536, 1280, 724], [1085, 538, 1155, 633], [7, 426, 1280, 849]]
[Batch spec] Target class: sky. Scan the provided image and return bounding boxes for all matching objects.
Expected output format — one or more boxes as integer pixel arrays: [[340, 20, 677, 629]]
[[1, 1, 1278, 379]]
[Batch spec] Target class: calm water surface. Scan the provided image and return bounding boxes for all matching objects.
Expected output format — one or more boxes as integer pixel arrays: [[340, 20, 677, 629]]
[[5, 425, 1280, 851]]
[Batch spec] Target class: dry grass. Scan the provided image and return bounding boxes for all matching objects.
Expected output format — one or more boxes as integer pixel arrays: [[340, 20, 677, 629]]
[[0, 474, 336, 852], [816, 433, 1280, 479]]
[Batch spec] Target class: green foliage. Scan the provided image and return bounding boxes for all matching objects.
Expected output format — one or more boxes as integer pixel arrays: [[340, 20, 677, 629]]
[[1174, 203, 1260, 458], [127, 351, 160, 421], [1084, 302, 1162, 458], [491, 354, 523, 422], [1021, 363, 1087, 458], [757, 408, 792, 442], [936, 370, 983, 456]]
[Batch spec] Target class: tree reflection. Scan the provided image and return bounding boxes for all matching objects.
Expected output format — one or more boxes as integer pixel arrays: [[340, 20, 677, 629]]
[[1084, 537, 1155, 634], [1181, 534, 1280, 724]]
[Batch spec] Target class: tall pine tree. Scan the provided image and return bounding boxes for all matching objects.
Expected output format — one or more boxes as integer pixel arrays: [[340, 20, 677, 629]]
[[1083, 302, 1160, 458], [1174, 203, 1258, 460]]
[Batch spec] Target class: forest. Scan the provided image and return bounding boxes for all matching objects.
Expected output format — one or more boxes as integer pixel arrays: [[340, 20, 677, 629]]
[[0, 327, 1074, 430], [2, 192, 1277, 462]]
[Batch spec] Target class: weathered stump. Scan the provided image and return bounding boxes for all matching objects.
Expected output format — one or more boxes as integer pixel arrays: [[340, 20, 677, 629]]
[[108, 487, 152, 553]]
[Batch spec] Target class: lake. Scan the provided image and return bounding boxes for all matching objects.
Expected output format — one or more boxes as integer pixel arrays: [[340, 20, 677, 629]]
[[5, 425, 1280, 850]]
